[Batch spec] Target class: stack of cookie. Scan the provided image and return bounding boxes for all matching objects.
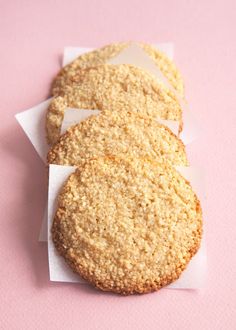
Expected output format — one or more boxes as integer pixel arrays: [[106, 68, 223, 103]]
[[46, 42, 203, 295]]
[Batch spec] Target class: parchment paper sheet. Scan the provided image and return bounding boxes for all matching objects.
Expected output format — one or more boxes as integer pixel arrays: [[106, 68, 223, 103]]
[[47, 164, 206, 289]]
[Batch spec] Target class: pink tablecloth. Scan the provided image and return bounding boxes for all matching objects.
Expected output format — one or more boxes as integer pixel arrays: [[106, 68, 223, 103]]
[[0, 1, 236, 329]]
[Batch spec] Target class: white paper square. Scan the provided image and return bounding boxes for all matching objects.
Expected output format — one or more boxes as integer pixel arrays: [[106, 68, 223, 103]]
[[48, 165, 83, 282], [61, 108, 101, 135], [63, 47, 93, 67], [15, 98, 52, 162]]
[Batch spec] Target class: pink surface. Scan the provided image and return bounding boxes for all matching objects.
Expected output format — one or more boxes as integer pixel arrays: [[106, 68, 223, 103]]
[[0, 0, 236, 329]]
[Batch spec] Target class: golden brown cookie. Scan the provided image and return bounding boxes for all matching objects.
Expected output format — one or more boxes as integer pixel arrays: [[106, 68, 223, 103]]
[[47, 111, 188, 167], [46, 64, 183, 145], [51, 42, 184, 97], [52, 157, 202, 295]]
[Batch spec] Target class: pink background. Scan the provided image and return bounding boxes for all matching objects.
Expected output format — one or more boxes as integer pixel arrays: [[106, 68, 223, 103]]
[[1, 0, 236, 329]]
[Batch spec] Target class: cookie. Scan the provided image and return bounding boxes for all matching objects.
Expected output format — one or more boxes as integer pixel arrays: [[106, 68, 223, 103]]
[[52, 157, 202, 295], [51, 42, 184, 97], [47, 111, 188, 167], [46, 64, 183, 145]]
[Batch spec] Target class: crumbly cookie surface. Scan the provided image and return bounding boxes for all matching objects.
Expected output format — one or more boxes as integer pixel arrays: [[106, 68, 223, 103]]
[[46, 64, 183, 145], [51, 42, 184, 97], [47, 111, 188, 167], [52, 157, 202, 295]]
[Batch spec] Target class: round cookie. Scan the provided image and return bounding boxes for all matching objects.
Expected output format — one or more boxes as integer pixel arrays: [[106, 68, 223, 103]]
[[51, 42, 184, 97], [46, 64, 183, 145], [47, 111, 188, 167], [52, 157, 202, 295]]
